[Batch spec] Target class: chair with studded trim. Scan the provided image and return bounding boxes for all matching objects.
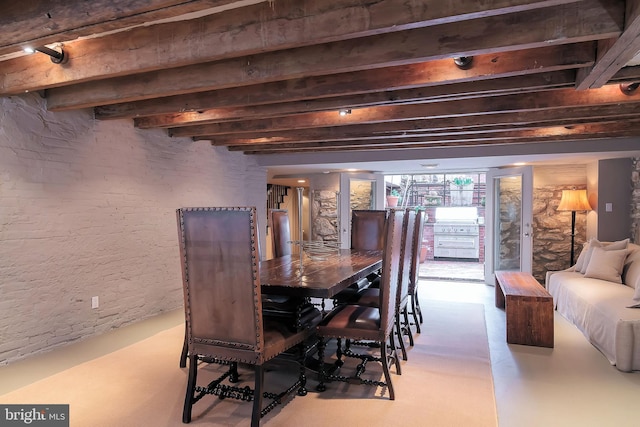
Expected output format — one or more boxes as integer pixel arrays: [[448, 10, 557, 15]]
[[177, 207, 313, 426]]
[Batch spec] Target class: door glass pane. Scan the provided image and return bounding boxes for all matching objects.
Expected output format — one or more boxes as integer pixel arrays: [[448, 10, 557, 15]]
[[495, 175, 522, 271]]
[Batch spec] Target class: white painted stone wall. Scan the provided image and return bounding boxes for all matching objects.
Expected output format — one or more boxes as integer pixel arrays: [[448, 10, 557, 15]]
[[0, 93, 267, 364]]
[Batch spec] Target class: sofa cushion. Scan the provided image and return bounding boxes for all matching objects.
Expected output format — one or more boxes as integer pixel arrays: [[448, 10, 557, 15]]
[[547, 271, 640, 371], [578, 238, 630, 274], [623, 244, 640, 291], [584, 247, 627, 283]]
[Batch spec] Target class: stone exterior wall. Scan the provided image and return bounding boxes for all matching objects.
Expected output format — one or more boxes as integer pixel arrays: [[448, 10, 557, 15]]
[[311, 190, 339, 242], [632, 158, 640, 243], [533, 186, 588, 283], [0, 93, 266, 364], [350, 180, 373, 210]]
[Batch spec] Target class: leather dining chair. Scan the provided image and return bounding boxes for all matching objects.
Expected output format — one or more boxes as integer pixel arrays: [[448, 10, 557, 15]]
[[269, 209, 292, 257], [264, 209, 317, 326], [315, 209, 405, 399], [333, 210, 387, 305], [338, 208, 415, 361], [177, 207, 313, 426], [408, 209, 427, 333]]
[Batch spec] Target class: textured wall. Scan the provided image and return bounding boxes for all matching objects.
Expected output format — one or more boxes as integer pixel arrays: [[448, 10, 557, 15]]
[[0, 94, 266, 364], [631, 158, 640, 243]]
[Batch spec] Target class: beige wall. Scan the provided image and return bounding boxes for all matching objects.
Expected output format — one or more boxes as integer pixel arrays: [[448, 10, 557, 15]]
[[0, 94, 267, 364]]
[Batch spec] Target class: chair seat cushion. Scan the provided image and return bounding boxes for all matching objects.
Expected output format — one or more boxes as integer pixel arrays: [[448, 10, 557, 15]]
[[317, 304, 382, 341], [351, 288, 380, 307]]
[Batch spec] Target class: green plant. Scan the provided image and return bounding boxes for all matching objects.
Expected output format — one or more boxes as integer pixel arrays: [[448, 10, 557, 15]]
[[452, 176, 473, 187], [390, 189, 401, 197]]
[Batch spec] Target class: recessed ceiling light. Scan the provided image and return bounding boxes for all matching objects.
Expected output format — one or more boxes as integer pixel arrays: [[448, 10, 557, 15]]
[[421, 163, 438, 169], [338, 109, 352, 116], [346, 168, 357, 172], [513, 162, 526, 166], [297, 179, 306, 183]]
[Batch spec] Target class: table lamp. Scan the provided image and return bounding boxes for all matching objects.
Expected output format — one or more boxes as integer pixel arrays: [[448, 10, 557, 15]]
[[557, 189, 592, 265]]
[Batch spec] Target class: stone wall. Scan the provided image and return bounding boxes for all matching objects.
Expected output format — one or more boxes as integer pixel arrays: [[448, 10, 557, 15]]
[[311, 190, 339, 242], [632, 158, 640, 243], [0, 93, 266, 364], [533, 186, 588, 283]]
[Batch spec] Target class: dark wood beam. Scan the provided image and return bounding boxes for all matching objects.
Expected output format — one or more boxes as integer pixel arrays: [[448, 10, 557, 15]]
[[169, 84, 640, 137], [0, 0, 582, 96], [43, 0, 621, 110], [201, 104, 640, 145], [575, 0, 640, 89], [235, 123, 640, 154], [0, 0, 249, 56], [101, 44, 587, 121]]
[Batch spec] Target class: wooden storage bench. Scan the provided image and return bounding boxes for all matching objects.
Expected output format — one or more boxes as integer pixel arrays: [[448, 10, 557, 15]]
[[495, 271, 554, 348]]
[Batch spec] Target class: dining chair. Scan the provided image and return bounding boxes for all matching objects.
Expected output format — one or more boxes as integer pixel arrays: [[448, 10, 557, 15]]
[[315, 208, 405, 399], [177, 207, 313, 426], [264, 209, 317, 327], [395, 208, 417, 359], [333, 210, 387, 305], [178, 208, 302, 367], [408, 209, 426, 333], [269, 208, 292, 257], [338, 208, 415, 360]]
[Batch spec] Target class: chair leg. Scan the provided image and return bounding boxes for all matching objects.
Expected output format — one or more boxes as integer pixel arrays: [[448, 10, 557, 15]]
[[388, 329, 402, 375], [395, 312, 408, 361], [316, 338, 326, 392], [410, 293, 421, 334], [402, 306, 414, 347], [380, 340, 395, 400], [182, 354, 198, 423], [297, 343, 308, 396], [252, 365, 264, 427], [415, 286, 423, 324], [179, 324, 188, 368]]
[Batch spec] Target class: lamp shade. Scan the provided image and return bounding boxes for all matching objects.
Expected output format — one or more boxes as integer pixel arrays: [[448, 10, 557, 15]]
[[557, 189, 591, 211]]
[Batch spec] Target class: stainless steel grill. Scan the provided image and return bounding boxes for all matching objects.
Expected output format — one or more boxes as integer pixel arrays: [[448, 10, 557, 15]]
[[433, 207, 480, 260]]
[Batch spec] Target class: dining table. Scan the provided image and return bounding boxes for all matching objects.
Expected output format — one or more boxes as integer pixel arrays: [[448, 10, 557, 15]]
[[260, 248, 383, 299]]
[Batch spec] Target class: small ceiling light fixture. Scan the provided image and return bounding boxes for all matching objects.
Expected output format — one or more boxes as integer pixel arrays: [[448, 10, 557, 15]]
[[453, 56, 473, 70], [338, 108, 352, 116], [24, 45, 65, 64], [619, 81, 640, 95]]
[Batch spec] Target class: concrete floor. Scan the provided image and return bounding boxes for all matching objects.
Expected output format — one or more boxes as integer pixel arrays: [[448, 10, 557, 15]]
[[423, 279, 640, 427], [420, 259, 485, 282]]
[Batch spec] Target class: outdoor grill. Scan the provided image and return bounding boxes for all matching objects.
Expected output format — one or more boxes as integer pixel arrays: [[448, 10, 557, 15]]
[[433, 207, 480, 260]]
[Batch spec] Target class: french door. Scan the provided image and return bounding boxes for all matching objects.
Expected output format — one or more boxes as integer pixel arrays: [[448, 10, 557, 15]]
[[484, 166, 533, 284]]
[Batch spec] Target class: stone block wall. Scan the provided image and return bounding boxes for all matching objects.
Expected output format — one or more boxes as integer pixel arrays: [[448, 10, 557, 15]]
[[533, 186, 588, 283], [0, 93, 266, 364], [632, 158, 640, 243]]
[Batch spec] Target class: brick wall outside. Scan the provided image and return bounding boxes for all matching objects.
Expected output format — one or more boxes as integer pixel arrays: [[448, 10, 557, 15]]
[[0, 93, 267, 364]]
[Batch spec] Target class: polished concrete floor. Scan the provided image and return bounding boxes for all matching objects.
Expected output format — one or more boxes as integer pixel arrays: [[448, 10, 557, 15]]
[[420, 259, 485, 282], [2, 276, 639, 426], [425, 279, 640, 427]]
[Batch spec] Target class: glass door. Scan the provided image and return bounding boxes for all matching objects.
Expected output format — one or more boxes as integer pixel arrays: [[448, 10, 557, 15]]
[[484, 166, 533, 284]]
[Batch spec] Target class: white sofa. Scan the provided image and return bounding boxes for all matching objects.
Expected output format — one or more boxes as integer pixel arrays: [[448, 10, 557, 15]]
[[546, 239, 640, 372]]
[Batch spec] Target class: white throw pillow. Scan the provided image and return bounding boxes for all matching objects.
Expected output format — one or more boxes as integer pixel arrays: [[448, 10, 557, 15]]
[[584, 247, 628, 283], [622, 244, 640, 290], [574, 241, 591, 271], [579, 238, 629, 274]]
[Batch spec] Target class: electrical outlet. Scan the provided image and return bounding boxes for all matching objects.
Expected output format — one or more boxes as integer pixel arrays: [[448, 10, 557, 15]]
[[91, 296, 99, 309]]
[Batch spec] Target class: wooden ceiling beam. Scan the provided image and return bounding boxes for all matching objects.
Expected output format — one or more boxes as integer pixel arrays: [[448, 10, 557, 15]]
[[169, 84, 640, 137], [0, 0, 580, 96], [134, 46, 590, 128], [0, 0, 252, 56], [202, 104, 640, 145], [101, 43, 587, 121], [43, 0, 621, 110], [575, 0, 640, 89], [235, 124, 640, 154]]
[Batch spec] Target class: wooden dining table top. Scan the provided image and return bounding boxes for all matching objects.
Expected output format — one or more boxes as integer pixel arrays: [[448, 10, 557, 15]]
[[260, 249, 383, 298]]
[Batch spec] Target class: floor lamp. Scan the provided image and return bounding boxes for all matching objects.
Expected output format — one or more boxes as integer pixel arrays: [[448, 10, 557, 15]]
[[557, 189, 592, 266]]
